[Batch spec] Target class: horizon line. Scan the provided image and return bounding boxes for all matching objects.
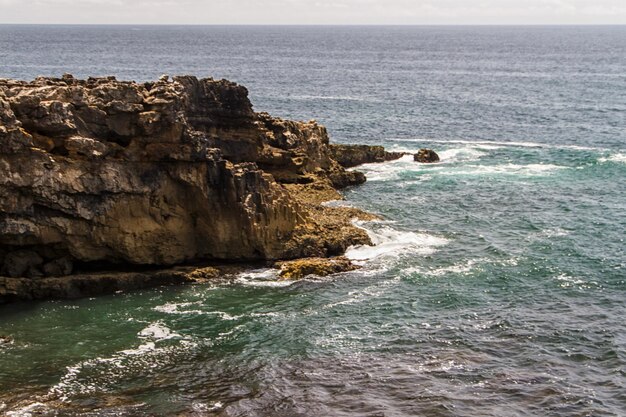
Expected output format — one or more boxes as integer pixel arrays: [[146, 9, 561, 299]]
[[1, 23, 625, 27]]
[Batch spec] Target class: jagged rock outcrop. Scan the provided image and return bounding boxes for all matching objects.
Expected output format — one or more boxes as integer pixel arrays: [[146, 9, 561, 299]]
[[330, 144, 405, 168], [414, 148, 440, 163], [0, 74, 375, 286], [277, 256, 357, 280]]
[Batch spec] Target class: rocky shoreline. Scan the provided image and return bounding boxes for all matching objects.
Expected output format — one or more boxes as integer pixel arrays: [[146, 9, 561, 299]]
[[0, 74, 404, 302]]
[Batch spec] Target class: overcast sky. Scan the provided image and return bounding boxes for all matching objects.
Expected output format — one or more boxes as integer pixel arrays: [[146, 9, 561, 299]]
[[1, 0, 625, 25]]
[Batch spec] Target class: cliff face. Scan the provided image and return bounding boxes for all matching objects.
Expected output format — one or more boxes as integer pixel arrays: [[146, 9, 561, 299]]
[[0, 75, 372, 279]]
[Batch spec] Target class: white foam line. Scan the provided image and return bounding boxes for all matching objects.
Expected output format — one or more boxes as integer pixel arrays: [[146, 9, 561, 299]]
[[192, 401, 224, 413], [234, 276, 294, 288], [320, 199, 354, 208], [231, 268, 296, 287], [350, 154, 441, 182], [323, 276, 401, 309], [386, 137, 606, 151], [289, 94, 378, 102], [47, 322, 196, 402], [439, 163, 566, 176], [345, 221, 448, 262], [153, 302, 204, 315], [138, 322, 182, 341], [598, 152, 626, 164], [4, 402, 49, 417], [402, 258, 484, 277]]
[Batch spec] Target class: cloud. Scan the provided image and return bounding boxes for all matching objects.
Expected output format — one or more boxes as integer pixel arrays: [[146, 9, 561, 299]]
[[1, 0, 625, 24]]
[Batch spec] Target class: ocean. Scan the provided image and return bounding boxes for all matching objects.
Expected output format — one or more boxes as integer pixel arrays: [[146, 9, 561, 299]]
[[0, 25, 625, 416]]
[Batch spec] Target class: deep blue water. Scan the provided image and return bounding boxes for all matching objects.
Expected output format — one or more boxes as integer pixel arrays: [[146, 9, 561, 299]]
[[0, 25, 625, 416]]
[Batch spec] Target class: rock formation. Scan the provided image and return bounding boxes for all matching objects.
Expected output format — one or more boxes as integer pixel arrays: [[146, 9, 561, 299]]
[[414, 148, 440, 163], [0, 74, 393, 300], [277, 256, 357, 280], [330, 144, 405, 168]]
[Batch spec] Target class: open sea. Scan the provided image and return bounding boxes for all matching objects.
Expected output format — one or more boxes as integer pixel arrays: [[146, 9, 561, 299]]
[[0, 25, 625, 416]]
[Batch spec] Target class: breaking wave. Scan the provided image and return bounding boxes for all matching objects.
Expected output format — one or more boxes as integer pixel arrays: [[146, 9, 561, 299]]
[[345, 221, 449, 262], [598, 152, 626, 164]]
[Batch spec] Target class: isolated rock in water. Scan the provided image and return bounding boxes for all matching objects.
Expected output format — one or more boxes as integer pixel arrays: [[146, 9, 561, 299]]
[[414, 148, 440, 163], [0, 74, 379, 281], [277, 256, 358, 280], [330, 144, 405, 168]]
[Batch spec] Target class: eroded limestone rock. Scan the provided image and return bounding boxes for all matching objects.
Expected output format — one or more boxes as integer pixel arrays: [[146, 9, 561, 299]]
[[0, 75, 374, 281], [277, 256, 358, 280], [186, 266, 220, 281]]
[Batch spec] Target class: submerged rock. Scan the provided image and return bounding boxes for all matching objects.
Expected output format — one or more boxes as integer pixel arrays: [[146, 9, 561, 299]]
[[0, 74, 400, 299], [277, 256, 358, 280], [414, 148, 440, 163]]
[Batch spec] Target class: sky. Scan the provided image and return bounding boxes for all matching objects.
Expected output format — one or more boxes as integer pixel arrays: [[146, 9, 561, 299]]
[[0, 0, 625, 25]]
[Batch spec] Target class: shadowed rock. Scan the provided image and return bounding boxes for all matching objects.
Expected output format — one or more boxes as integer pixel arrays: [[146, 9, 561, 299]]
[[414, 148, 440, 163]]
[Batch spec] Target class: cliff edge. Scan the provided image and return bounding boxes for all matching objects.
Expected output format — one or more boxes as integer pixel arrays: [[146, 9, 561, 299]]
[[0, 74, 399, 300]]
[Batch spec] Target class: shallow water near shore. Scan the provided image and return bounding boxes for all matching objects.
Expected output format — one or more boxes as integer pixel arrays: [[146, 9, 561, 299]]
[[1, 26, 625, 416]]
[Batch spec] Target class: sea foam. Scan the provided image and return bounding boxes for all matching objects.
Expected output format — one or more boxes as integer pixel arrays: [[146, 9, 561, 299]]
[[47, 322, 195, 402], [598, 152, 626, 164], [353, 154, 443, 182], [345, 221, 448, 262], [436, 147, 487, 163], [234, 268, 295, 287], [4, 402, 50, 417], [388, 137, 604, 151], [441, 163, 566, 177]]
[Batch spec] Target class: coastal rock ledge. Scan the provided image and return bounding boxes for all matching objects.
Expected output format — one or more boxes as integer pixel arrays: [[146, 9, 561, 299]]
[[0, 75, 397, 301]]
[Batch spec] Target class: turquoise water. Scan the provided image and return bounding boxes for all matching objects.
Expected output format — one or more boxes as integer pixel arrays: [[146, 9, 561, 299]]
[[1, 26, 625, 416]]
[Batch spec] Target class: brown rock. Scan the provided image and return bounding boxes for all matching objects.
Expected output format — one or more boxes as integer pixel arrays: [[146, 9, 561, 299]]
[[64, 136, 110, 158], [1, 250, 44, 278], [278, 256, 358, 280], [31, 133, 56, 152], [414, 148, 440, 163], [330, 144, 406, 168], [42, 257, 73, 277], [186, 266, 220, 281], [0, 75, 388, 300]]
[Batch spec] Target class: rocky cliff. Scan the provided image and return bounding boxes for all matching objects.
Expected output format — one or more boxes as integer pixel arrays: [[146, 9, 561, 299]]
[[0, 74, 396, 291]]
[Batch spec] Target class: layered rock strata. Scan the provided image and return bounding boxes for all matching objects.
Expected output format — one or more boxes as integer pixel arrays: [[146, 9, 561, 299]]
[[0, 75, 388, 301]]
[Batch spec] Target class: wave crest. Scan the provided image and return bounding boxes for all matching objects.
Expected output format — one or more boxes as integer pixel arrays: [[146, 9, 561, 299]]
[[345, 221, 448, 262]]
